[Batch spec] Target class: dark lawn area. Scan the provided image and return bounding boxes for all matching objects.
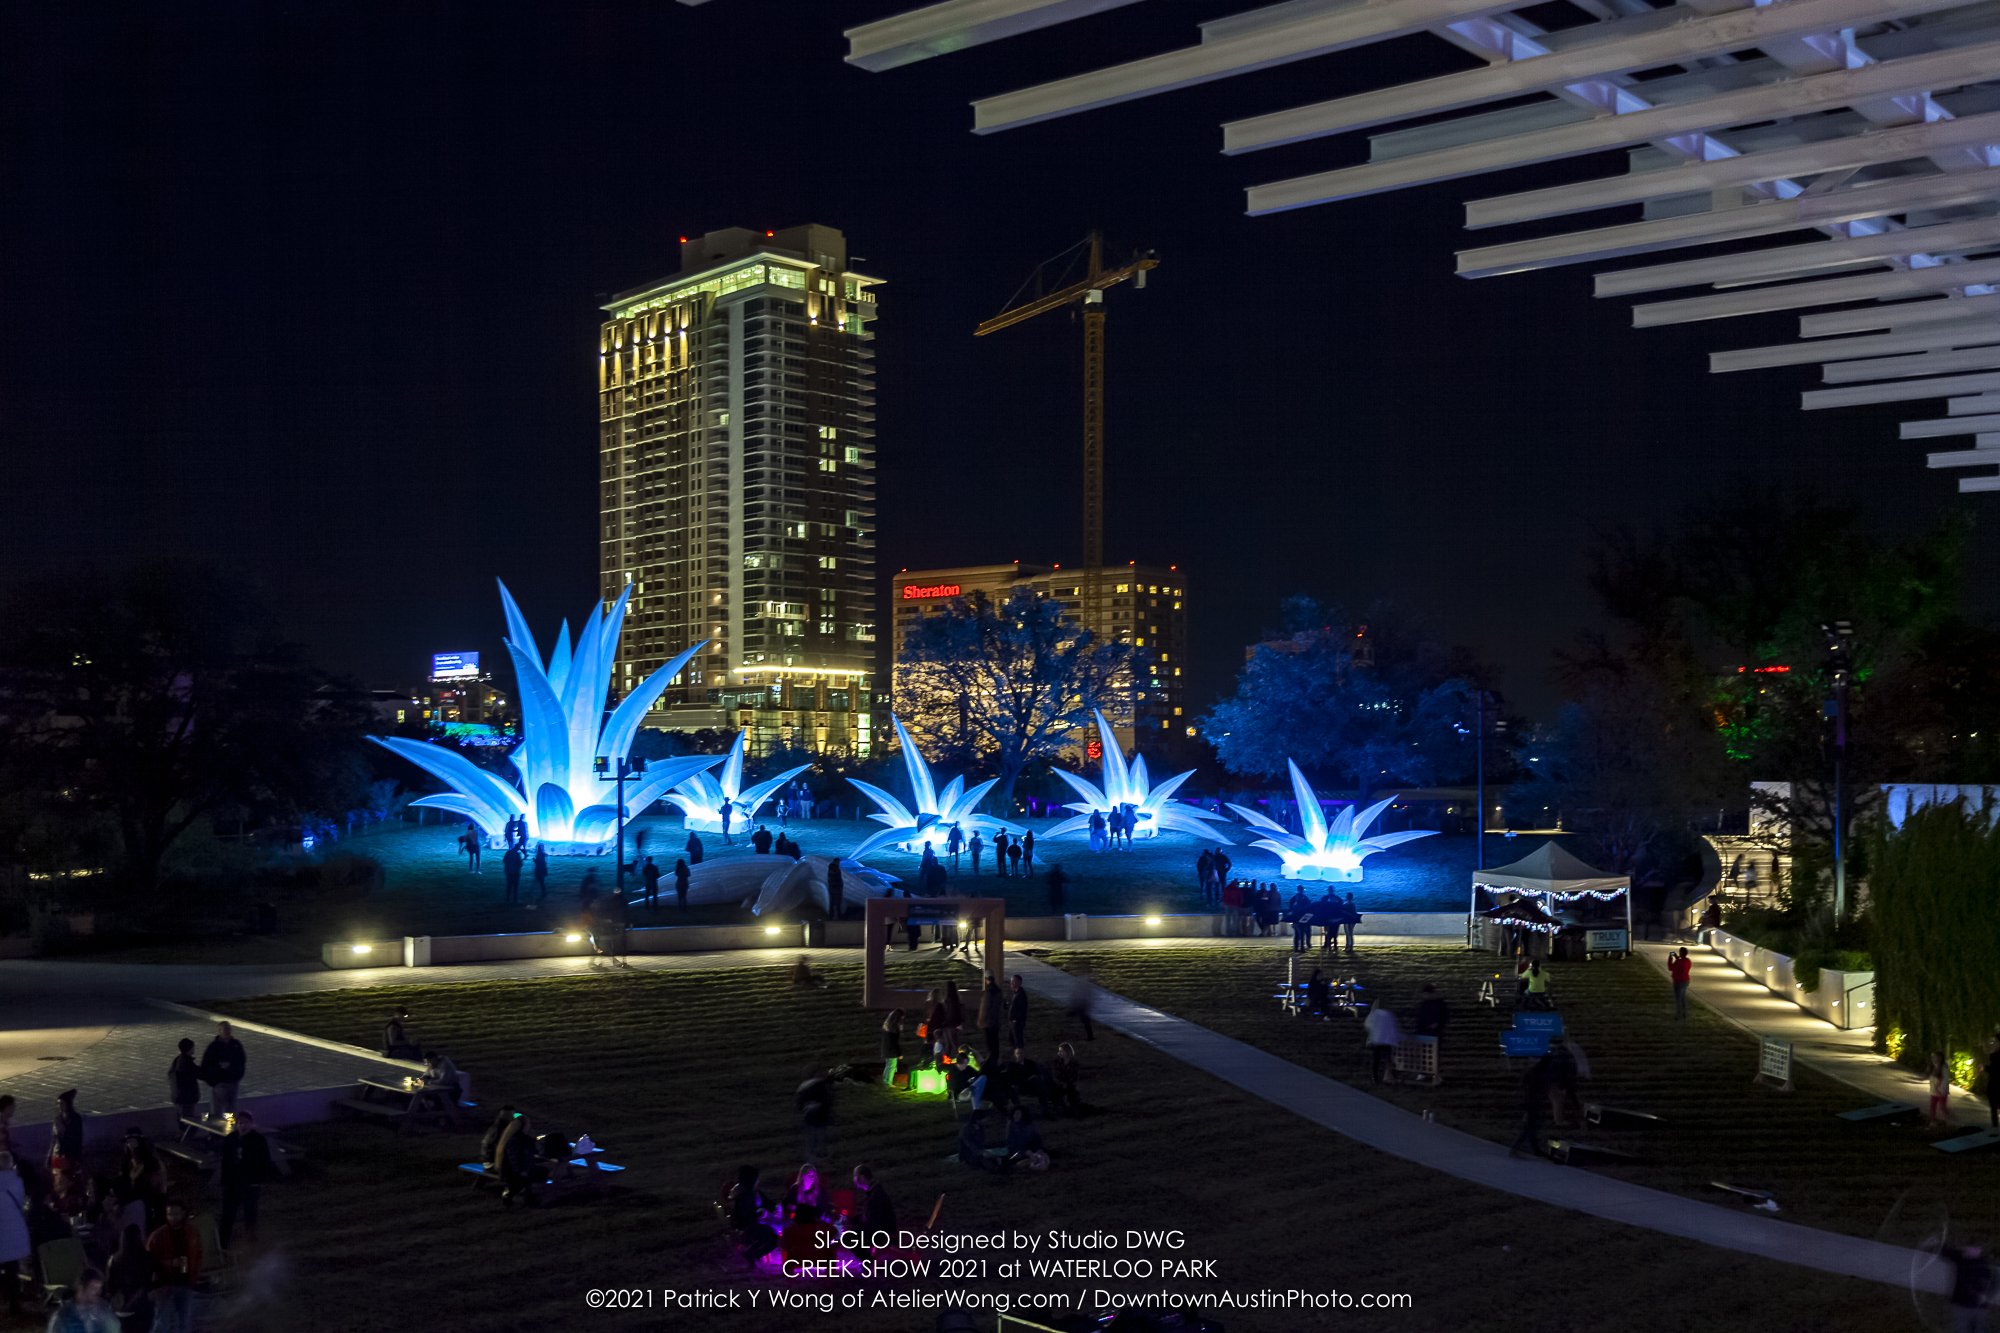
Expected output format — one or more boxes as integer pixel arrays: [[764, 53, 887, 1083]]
[[1044, 943, 2000, 1249], [121, 959, 1924, 1333]]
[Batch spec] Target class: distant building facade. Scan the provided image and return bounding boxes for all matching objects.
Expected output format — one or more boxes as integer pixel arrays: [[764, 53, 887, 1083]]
[[890, 561, 1188, 749], [598, 225, 880, 756]]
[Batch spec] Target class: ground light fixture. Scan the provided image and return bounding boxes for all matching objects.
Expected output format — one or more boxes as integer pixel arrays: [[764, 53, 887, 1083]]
[[350, 943, 372, 955], [764, 925, 783, 936], [1145, 916, 1163, 926], [564, 933, 583, 943]]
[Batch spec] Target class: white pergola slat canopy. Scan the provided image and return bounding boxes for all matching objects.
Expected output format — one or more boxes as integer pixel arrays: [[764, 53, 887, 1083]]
[[820, 0, 2000, 491]]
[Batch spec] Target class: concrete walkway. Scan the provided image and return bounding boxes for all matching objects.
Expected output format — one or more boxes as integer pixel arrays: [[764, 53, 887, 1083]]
[[1005, 952, 1947, 1294], [1639, 939, 1994, 1129]]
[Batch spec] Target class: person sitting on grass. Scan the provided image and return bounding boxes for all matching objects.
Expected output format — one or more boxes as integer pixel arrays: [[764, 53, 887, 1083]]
[[944, 1045, 988, 1111], [784, 1162, 822, 1217], [1004, 1106, 1047, 1169], [851, 1165, 895, 1234], [45, 1267, 117, 1333], [725, 1165, 780, 1263], [956, 1110, 1005, 1172], [105, 1224, 152, 1322], [1048, 1043, 1085, 1116], [480, 1105, 518, 1165], [790, 956, 825, 990]]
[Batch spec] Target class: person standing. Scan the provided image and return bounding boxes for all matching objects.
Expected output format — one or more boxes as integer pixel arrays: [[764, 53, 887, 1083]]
[[50, 1089, 84, 1169], [979, 974, 1005, 1063], [1343, 892, 1360, 952], [1668, 947, 1693, 1020], [720, 801, 735, 845], [202, 1022, 247, 1120], [686, 830, 705, 865], [826, 858, 845, 921], [464, 823, 483, 873], [532, 844, 549, 905], [145, 1199, 202, 1333], [640, 856, 661, 910], [1943, 1243, 1994, 1333], [1021, 830, 1035, 875], [502, 844, 523, 905], [1363, 999, 1400, 1084], [946, 824, 964, 872], [1008, 975, 1029, 1053], [1087, 811, 1105, 852], [1985, 1030, 2000, 1129], [1045, 862, 1069, 913], [673, 857, 691, 910], [0, 1152, 26, 1320], [1214, 849, 1233, 889], [219, 1111, 273, 1247], [1928, 1051, 1954, 1129], [992, 832, 1010, 877], [1196, 849, 1215, 903], [1007, 838, 1023, 878], [168, 1039, 202, 1128], [968, 832, 985, 875], [1509, 1053, 1558, 1159]]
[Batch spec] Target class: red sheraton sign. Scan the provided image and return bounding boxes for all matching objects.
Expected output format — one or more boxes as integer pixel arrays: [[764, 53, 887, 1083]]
[[902, 583, 962, 600]]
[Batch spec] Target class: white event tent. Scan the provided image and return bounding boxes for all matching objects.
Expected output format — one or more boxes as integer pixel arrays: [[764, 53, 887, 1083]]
[[1470, 842, 1632, 940]]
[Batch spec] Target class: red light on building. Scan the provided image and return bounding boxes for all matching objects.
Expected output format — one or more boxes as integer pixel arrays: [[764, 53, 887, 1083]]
[[1086, 740, 1103, 762], [901, 583, 961, 600], [1734, 665, 1792, 674]]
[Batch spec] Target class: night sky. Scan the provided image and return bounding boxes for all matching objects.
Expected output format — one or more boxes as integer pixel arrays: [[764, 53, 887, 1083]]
[[7, 0, 1994, 717]]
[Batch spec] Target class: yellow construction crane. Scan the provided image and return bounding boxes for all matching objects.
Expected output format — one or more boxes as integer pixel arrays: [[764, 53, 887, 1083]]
[[975, 230, 1158, 570]]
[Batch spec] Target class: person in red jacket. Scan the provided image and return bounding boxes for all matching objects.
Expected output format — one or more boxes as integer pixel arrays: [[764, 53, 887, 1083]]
[[146, 1199, 203, 1333], [1668, 947, 1693, 1020]]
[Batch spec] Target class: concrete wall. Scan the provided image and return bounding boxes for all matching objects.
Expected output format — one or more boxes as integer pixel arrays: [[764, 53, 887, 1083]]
[[312, 910, 1469, 972], [1709, 927, 1875, 1030], [7, 1087, 362, 1161]]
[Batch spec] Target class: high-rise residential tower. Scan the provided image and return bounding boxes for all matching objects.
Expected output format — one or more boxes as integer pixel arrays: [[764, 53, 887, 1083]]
[[599, 225, 879, 756]]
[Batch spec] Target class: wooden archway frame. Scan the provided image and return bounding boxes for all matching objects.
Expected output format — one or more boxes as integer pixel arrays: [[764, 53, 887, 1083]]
[[862, 896, 1007, 1011]]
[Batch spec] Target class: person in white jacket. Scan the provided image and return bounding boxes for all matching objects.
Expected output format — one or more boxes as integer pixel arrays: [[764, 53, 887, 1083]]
[[1363, 1003, 1402, 1084]]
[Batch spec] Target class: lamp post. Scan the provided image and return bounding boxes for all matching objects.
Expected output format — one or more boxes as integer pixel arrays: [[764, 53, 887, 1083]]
[[594, 755, 648, 892], [1822, 620, 1854, 922]]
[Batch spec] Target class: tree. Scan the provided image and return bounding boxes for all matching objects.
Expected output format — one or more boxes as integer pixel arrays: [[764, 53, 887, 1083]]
[[1584, 487, 2000, 904], [1202, 598, 1485, 792], [1526, 648, 1738, 878], [893, 588, 1138, 806], [1868, 799, 2000, 1070], [0, 566, 370, 893]]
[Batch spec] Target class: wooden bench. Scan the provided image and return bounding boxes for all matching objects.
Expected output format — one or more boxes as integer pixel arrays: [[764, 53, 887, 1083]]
[[1933, 1128, 2000, 1154], [1836, 1102, 1920, 1124]]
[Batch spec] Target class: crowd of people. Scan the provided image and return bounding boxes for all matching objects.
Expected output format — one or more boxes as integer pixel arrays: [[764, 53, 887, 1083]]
[[0, 1021, 270, 1333]]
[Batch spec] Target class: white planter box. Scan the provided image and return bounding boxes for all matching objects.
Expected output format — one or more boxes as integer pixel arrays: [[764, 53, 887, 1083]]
[[1709, 927, 1875, 1030]]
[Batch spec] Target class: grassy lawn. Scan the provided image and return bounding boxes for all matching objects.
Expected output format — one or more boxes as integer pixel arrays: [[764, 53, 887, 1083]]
[[131, 959, 1922, 1333], [1043, 943, 2000, 1247]]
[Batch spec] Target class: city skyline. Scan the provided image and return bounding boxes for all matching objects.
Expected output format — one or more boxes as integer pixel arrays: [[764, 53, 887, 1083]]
[[9, 0, 1998, 721]]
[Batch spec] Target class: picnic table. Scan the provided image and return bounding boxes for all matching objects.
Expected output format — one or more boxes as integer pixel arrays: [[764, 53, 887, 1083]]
[[333, 1075, 461, 1134], [458, 1144, 624, 1199], [178, 1116, 299, 1177]]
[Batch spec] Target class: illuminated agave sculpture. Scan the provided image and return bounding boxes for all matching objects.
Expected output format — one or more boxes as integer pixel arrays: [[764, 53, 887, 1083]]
[[1045, 710, 1233, 842], [667, 732, 810, 834], [371, 581, 720, 847], [1227, 760, 1434, 881], [847, 715, 1025, 860]]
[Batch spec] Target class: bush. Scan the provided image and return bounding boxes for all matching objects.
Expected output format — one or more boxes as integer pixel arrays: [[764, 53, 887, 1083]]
[[1869, 800, 2000, 1063]]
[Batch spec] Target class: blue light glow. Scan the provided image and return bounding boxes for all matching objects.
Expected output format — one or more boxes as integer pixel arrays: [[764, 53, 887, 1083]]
[[1045, 711, 1233, 842], [667, 732, 810, 833], [1227, 760, 1435, 881], [372, 581, 720, 848], [847, 715, 1024, 860]]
